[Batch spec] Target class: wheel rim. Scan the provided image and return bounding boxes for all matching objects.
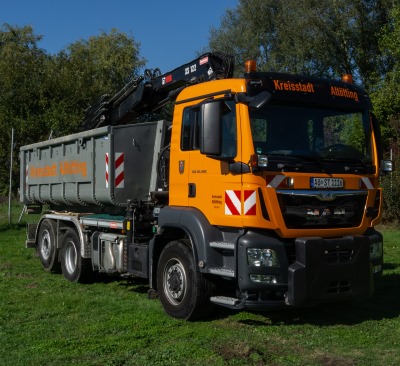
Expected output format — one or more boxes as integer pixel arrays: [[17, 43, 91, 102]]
[[163, 258, 187, 306], [40, 230, 51, 260], [64, 241, 77, 275]]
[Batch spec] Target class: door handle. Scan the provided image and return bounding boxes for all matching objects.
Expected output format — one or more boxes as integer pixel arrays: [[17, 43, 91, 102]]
[[188, 183, 196, 198]]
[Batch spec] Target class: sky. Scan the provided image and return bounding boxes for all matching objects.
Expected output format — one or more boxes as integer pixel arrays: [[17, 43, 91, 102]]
[[1, 0, 237, 72]]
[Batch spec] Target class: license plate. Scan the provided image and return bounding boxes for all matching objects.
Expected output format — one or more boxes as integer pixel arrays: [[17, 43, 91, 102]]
[[310, 177, 343, 189]]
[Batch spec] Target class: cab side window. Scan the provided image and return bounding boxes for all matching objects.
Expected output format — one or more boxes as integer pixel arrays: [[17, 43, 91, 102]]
[[221, 100, 237, 157], [181, 100, 237, 156], [181, 108, 199, 151]]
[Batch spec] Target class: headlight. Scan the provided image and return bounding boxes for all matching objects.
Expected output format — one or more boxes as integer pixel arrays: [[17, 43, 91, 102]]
[[247, 248, 279, 267], [370, 241, 382, 260], [250, 274, 277, 283]]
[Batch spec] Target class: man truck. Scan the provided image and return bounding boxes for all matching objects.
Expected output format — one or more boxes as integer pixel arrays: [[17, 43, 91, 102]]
[[20, 53, 392, 320]]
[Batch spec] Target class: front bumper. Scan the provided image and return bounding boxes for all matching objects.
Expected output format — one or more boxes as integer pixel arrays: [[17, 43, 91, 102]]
[[286, 235, 373, 306], [232, 230, 382, 310]]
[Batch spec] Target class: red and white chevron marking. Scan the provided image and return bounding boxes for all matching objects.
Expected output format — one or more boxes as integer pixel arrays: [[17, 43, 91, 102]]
[[105, 152, 124, 189], [105, 153, 109, 188], [225, 190, 241, 215], [225, 190, 257, 216], [114, 152, 124, 188], [360, 177, 374, 189], [244, 190, 256, 215], [266, 175, 286, 188]]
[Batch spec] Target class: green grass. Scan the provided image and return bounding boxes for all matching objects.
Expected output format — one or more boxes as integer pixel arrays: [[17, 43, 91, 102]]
[[0, 199, 42, 229], [1, 205, 400, 365]]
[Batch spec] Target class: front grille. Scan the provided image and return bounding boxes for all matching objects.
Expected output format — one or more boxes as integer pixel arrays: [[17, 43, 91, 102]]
[[277, 190, 367, 229], [328, 280, 351, 294], [325, 248, 353, 263]]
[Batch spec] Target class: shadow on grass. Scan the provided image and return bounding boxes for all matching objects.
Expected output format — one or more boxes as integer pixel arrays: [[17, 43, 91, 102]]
[[80, 273, 150, 294], [80, 265, 400, 326], [383, 262, 399, 271], [124, 277, 150, 294], [229, 271, 400, 327], [0, 222, 26, 232]]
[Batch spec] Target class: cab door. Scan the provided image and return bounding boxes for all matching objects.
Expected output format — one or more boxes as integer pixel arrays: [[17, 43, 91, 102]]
[[185, 99, 244, 227]]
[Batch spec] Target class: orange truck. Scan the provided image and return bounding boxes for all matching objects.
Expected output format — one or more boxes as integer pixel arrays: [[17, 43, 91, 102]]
[[20, 53, 392, 320]]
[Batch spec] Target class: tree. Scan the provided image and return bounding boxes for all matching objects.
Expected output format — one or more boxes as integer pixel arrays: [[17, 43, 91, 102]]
[[208, 0, 281, 76], [208, 0, 392, 89], [0, 24, 49, 195], [42, 29, 146, 137], [370, 4, 400, 222], [0, 25, 145, 195], [371, 4, 400, 125]]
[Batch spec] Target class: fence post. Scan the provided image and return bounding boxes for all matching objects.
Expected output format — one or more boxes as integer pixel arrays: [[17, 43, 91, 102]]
[[8, 128, 14, 225]]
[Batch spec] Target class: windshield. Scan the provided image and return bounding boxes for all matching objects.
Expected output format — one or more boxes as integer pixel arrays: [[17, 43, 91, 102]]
[[249, 104, 373, 173]]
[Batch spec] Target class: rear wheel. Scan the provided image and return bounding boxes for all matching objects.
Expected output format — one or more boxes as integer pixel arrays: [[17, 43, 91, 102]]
[[61, 229, 91, 283], [157, 240, 214, 320], [37, 219, 60, 272]]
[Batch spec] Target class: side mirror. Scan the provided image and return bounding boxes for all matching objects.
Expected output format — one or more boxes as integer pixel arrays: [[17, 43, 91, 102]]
[[380, 159, 393, 174], [200, 101, 222, 156]]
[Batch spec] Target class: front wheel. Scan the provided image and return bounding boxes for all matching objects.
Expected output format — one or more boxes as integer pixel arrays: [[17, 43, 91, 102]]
[[157, 240, 214, 320], [61, 229, 91, 283]]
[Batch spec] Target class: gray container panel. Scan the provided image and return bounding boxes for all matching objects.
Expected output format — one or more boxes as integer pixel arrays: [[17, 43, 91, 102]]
[[22, 131, 98, 206], [112, 122, 162, 202], [20, 121, 167, 207]]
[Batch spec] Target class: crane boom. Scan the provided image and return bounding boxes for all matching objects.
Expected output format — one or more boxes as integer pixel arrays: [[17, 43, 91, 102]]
[[82, 52, 234, 130]]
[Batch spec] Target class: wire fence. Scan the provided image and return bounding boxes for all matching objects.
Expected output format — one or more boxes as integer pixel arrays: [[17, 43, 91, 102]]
[[381, 148, 400, 223]]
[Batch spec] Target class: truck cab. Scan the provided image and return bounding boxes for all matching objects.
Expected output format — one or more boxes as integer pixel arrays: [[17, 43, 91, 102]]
[[155, 64, 387, 315]]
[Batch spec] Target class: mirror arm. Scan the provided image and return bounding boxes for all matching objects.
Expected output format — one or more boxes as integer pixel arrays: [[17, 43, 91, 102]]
[[235, 92, 253, 104], [235, 91, 272, 109]]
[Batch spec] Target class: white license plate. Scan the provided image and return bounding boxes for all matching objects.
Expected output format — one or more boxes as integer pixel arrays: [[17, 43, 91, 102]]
[[311, 177, 343, 189]]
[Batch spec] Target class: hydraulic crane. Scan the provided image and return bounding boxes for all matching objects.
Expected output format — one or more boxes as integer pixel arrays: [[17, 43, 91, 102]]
[[82, 52, 235, 130]]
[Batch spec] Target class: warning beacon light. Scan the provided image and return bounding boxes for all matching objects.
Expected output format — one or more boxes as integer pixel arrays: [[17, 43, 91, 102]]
[[341, 74, 353, 84], [245, 60, 257, 73]]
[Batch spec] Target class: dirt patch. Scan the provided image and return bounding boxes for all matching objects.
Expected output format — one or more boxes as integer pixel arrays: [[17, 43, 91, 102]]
[[3, 271, 34, 279], [0, 262, 13, 270], [215, 340, 276, 366], [314, 353, 357, 366]]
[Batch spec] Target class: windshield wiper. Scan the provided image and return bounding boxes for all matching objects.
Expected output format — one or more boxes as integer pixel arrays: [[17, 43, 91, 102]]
[[290, 152, 323, 163], [334, 157, 374, 173], [296, 153, 375, 173], [266, 153, 305, 171], [269, 152, 328, 171]]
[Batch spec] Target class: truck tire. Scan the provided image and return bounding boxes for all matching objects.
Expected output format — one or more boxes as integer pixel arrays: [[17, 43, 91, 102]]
[[37, 219, 60, 272], [157, 240, 214, 320], [60, 228, 91, 283]]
